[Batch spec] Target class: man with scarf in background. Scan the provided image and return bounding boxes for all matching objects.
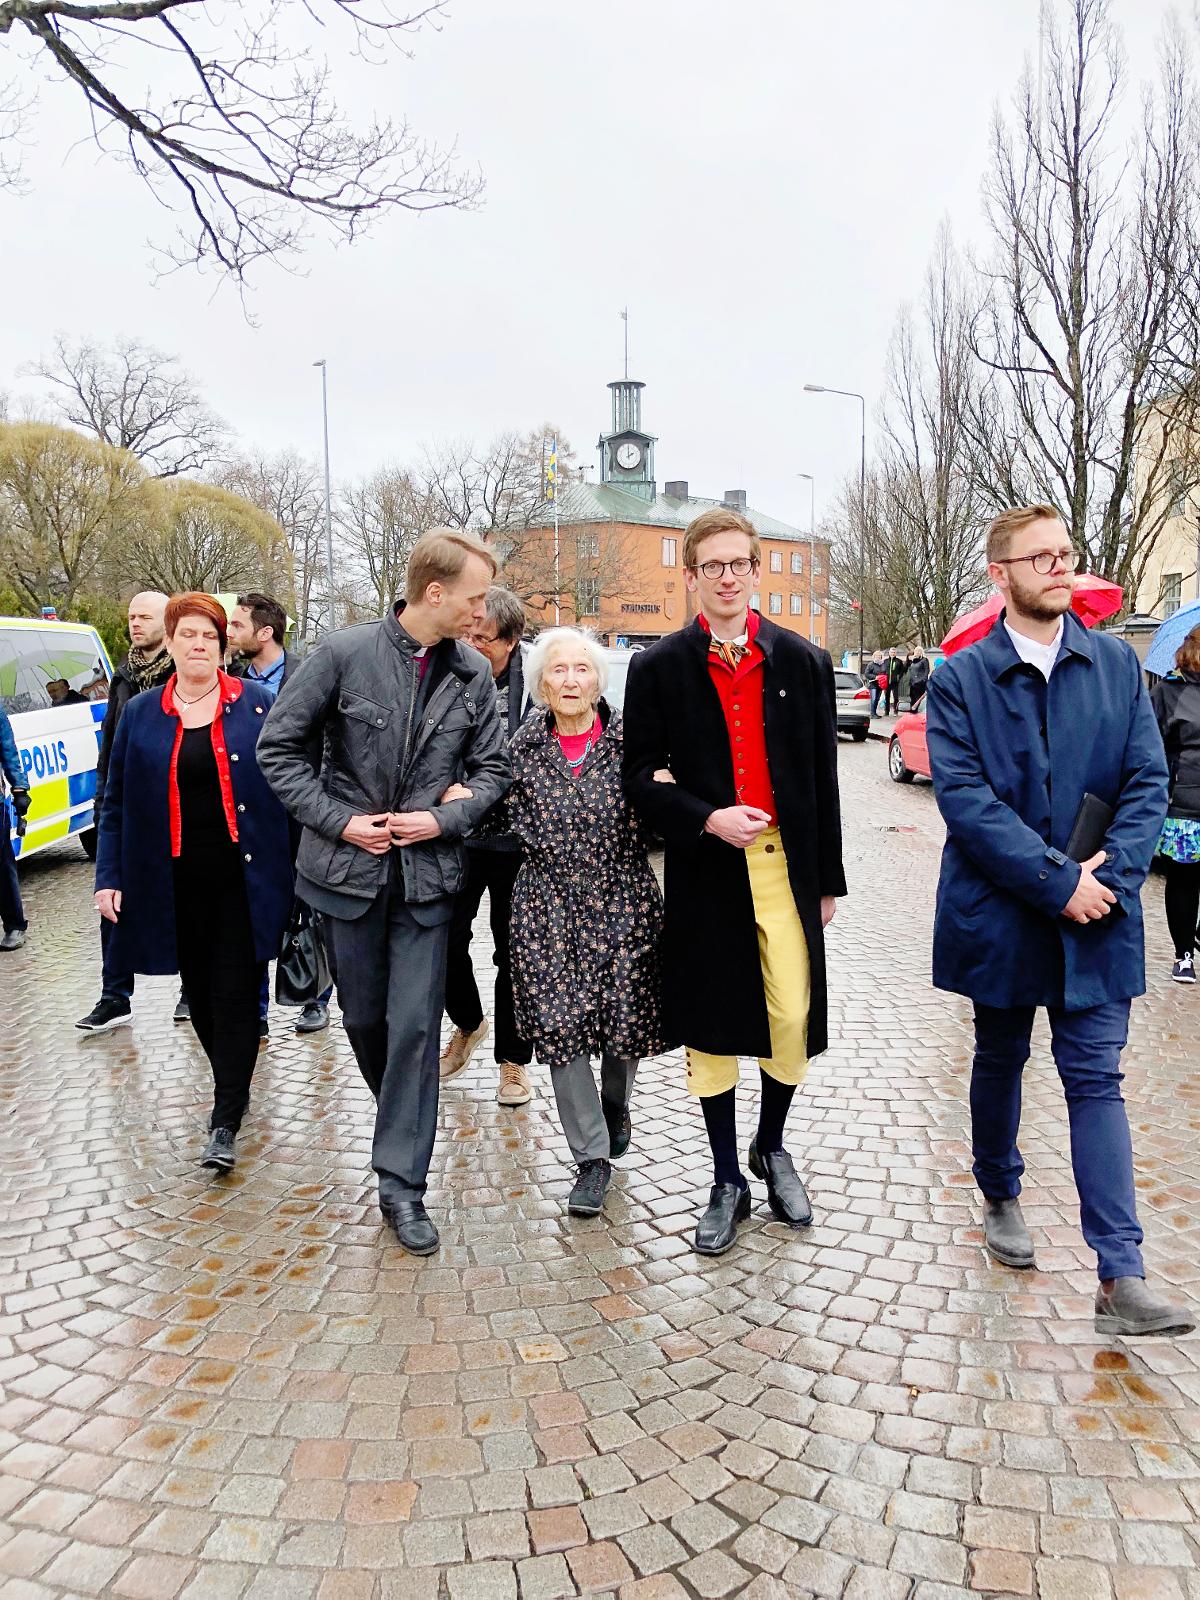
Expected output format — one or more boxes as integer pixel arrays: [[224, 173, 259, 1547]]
[[76, 591, 178, 1033]]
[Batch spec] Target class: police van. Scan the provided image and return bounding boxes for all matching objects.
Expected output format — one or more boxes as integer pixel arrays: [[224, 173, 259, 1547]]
[[1, 617, 114, 861]]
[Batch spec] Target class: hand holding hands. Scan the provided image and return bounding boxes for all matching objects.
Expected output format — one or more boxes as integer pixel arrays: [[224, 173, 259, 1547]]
[[389, 810, 442, 846], [704, 805, 772, 849]]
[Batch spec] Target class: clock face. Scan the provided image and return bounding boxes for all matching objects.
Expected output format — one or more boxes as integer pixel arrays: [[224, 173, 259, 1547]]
[[615, 441, 642, 471]]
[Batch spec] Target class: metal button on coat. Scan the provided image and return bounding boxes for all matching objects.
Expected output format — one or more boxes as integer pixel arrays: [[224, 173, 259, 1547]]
[[237, 804, 246, 813], [244, 853, 252, 862], [231, 753, 239, 761], [779, 689, 787, 697], [1038, 870, 1048, 880], [255, 706, 263, 715]]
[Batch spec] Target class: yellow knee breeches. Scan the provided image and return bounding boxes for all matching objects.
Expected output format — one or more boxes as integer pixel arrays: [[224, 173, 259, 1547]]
[[685, 828, 812, 1098]]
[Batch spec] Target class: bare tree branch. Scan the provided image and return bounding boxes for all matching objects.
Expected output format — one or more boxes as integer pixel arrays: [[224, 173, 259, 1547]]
[[0, 0, 482, 280], [27, 335, 228, 476]]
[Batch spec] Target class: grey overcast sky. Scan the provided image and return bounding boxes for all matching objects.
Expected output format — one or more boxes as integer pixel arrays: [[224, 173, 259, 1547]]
[[1, 0, 1176, 533]]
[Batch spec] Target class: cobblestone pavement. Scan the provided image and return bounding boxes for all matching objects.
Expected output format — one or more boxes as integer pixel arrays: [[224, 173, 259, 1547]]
[[2, 741, 1199, 1600]]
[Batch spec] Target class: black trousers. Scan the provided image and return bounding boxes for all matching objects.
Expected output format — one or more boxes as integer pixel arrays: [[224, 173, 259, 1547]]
[[444, 847, 532, 1066], [0, 816, 25, 934], [884, 680, 901, 715], [1163, 857, 1200, 957], [325, 886, 450, 1204], [174, 848, 265, 1132]]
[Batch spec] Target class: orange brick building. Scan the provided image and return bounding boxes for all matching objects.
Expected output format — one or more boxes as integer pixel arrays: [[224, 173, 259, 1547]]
[[494, 378, 830, 648]]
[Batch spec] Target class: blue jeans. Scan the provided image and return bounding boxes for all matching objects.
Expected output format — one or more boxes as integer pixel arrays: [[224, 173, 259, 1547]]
[[100, 916, 134, 1004], [971, 1000, 1144, 1281]]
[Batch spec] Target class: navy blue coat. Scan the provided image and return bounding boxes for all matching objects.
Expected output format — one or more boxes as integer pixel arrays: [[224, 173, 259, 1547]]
[[95, 676, 293, 974], [925, 612, 1167, 1010], [1, 707, 24, 793]]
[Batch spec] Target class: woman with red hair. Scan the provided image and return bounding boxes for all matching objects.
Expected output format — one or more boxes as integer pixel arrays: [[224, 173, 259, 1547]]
[[94, 593, 293, 1170]]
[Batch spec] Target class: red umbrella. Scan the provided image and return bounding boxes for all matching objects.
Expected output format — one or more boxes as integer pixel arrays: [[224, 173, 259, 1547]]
[[939, 574, 1124, 657]]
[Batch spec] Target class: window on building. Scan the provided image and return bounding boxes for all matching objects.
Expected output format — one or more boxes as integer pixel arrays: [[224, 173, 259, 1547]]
[[1163, 572, 1183, 617], [812, 596, 822, 616], [661, 537, 676, 567], [812, 550, 823, 576], [750, 591, 761, 611], [578, 576, 600, 616], [576, 531, 600, 559], [790, 593, 802, 616], [1168, 463, 1191, 518], [791, 551, 803, 575], [769, 593, 782, 615], [769, 550, 783, 573]]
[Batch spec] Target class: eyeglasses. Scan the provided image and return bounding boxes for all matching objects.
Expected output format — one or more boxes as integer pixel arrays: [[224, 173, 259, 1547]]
[[686, 557, 757, 580], [995, 548, 1082, 575]]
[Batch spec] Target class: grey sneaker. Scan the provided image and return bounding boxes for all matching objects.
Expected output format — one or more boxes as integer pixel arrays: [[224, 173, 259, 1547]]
[[0, 927, 26, 951], [567, 1159, 612, 1217], [1095, 1277, 1196, 1338], [982, 1196, 1036, 1269]]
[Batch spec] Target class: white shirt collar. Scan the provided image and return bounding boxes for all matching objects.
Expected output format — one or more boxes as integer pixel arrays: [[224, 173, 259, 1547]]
[[1003, 616, 1064, 682]]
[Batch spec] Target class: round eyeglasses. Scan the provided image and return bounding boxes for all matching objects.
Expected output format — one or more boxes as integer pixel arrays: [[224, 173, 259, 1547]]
[[687, 557, 757, 580], [995, 547, 1083, 575]]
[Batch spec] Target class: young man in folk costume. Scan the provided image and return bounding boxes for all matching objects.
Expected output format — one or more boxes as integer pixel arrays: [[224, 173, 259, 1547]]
[[622, 506, 846, 1255]]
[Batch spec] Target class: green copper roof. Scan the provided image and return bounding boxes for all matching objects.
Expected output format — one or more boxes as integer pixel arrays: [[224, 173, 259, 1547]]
[[531, 482, 826, 545]]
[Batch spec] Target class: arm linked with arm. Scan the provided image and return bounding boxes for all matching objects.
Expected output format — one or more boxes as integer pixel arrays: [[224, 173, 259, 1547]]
[[256, 644, 354, 842], [433, 671, 512, 841], [925, 666, 1082, 915], [620, 652, 716, 845]]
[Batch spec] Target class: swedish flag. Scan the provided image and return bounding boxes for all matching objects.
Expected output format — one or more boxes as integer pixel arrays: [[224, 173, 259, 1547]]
[[545, 438, 558, 502]]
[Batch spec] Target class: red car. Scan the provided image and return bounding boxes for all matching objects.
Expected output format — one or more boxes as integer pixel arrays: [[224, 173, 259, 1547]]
[[888, 710, 931, 782]]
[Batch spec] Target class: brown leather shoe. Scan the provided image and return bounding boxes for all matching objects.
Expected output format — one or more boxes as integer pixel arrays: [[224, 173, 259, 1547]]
[[440, 1020, 488, 1081], [497, 1061, 532, 1106]]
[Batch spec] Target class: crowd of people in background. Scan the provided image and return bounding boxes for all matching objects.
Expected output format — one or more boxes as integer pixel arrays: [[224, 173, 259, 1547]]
[[2, 501, 1198, 1340], [864, 645, 929, 716]]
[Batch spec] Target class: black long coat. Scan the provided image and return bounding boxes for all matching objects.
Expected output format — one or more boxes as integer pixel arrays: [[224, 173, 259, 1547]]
[[622, 618, 846, 1060], [507, 702, 670, 1069]]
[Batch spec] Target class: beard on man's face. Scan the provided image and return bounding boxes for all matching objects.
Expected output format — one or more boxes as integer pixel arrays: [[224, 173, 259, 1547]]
[[1006, 569, 1074, 625]]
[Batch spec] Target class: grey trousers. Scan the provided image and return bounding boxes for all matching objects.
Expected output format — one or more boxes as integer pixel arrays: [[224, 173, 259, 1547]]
[[551, 1054, 638, 1165], [325, 888, 450, 1205]]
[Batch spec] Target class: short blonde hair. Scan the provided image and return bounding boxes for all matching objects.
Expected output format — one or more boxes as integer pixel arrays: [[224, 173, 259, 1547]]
[[985, 504, 1063, 565], [526, 627, 609, 706], [683, 506, 761, 570], [405, 527, 497, 603]]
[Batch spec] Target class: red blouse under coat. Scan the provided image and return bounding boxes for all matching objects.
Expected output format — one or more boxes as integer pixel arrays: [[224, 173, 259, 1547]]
[[699, 609, 778, 822], [160, 670, 243, 857]]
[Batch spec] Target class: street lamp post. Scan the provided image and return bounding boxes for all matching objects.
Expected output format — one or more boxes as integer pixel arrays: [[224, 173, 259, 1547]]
[[797, 472, 815, 643], [313, 359, 336, 635], [804, 384, 866, 665]]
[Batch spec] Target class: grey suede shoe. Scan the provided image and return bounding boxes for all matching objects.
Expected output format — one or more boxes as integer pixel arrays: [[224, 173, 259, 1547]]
[[982, 1197, 1036, 1269], [1094, 1277, 1196, 1338]]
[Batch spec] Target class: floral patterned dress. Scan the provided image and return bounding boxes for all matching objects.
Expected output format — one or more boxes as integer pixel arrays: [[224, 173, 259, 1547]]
[[507, 702, 671, 1069]]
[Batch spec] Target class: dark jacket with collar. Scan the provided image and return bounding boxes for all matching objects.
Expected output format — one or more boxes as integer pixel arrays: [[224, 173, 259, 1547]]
[[1, 706, 25, 794], [622, 615, 846, 1061], [925, 610, 1168, 1010], [94, 675, 293, 974], [1150, 671, 1200, 821], [93, 649, 175, 822], [255, 603, 511, 917], [469, 642, 533, 854]]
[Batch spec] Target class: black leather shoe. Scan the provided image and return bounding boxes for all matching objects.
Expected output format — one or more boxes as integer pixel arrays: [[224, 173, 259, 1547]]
[[568, 1159, 613, 1216], [383, 1198, 440, 1256], [296, 1001, 330, 1034], [982, 1197, 1036, 1269], [748, 1142, 813, 1228], [694, 1183, 751, 1256], [201, 1127, 237, 1172], [602, 1096, 632, 1159]]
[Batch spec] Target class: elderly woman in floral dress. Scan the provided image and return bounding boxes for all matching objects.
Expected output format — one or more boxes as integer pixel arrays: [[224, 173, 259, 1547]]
[[506, 627, 669, 1218]]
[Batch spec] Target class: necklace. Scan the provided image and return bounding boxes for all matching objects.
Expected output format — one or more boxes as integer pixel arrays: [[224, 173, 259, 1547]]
[[563, 732, 593, 770], [174, 679, 220, 710]]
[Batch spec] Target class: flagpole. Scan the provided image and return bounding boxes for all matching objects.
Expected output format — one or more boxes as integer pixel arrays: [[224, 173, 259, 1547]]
[[552, 435, 561, 625]]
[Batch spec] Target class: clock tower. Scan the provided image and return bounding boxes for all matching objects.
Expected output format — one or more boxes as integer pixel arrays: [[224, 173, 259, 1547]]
[[599, 379, 656, 500]]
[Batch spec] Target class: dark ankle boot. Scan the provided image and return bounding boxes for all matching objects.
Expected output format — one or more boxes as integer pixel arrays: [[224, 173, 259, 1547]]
[[982, 1197, 1035, 1269]]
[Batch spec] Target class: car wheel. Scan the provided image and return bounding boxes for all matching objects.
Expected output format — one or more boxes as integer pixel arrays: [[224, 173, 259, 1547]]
[[80, 827, 99, 861], [888, 738, 914, 784], [851, 726, 869, 742]]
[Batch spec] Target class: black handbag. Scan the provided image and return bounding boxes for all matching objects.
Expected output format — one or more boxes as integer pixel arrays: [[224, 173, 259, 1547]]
[[275, 904, 332, 1007]]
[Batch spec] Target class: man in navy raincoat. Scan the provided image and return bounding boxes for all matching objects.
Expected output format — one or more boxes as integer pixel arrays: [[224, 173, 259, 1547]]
[[926, 504, 1192, 1339]]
